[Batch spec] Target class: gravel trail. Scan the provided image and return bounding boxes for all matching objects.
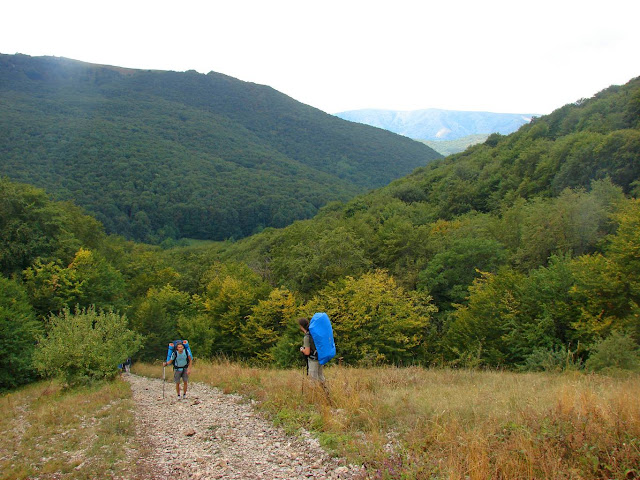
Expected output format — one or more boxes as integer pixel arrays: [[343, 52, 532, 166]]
[[124, 373, 365, 479]]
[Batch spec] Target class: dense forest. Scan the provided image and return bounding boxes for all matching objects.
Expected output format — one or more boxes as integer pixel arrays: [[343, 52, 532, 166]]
[[1, 75, 639, 391], [0, 54, 441, 243]]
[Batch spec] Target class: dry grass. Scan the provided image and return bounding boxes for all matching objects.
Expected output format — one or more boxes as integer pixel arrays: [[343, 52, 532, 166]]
[[136, 361, 640, 479], [0, 377, 138, 480]]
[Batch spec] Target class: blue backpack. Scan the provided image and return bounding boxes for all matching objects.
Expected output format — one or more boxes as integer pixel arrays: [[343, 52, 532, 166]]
[[309, 313, 336, 365], [166, 339, 193, 368]]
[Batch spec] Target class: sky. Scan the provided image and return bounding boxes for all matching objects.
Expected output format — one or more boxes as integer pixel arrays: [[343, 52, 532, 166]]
[[1, 0, 639, 115]]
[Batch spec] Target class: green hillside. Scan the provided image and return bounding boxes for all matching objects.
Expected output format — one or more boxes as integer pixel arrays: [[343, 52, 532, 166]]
[[208, 75, 640, 365], [3, 73, 639, 394], [3, 71, 639, 480], [0, 54, 441, 242], [221, 75, 640, 274]]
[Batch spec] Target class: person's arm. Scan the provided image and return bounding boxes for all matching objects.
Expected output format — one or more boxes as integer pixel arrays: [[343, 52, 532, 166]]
[[187, 354, 192, 374], [300, 333, 311, 356], [163, 354, 175, 367]]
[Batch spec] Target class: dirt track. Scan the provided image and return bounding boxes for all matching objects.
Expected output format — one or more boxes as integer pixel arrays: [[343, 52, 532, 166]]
[[124, 373, 365, 479]]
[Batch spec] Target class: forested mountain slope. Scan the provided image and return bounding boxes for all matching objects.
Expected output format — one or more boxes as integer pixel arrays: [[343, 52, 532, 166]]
[[0, 54, 441, 242], [206, 76, 640, 367], [2, 76, 639, 391], [391, 76, 640, 218], [222, 75, 640, 282]]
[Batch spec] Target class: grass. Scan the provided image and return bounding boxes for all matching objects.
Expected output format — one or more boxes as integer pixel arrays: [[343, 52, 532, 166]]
[[135, 361, 640, 479], [0, 377, 138, 480], [7, 364, 636, 479]]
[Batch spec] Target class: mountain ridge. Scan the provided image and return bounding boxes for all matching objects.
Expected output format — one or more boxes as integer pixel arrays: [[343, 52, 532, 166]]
[[0, 53, 441, 242]]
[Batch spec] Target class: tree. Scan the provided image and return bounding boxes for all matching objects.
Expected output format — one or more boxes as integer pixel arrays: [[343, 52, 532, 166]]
[[130, 285, 193, 361], [66, 248, 127, 311], [417, 237, 507, 310], [201, 262, 271, 356], [606, 199, 640, 303], [511, 182, 622, 270], [241, 288, 301, 362], [22, 248, 126, 318], [0, 277, 43, 390], [22, 259, 80, 319], [570, 198, 640, 341], [270, 223, 370, 295], [445, 269, 524, 366], [305, 270, 436, 365], [0, 177, 104, 277], [445, 254, 590, 367], [33, 307, 141, 386], [177, 312, 214, 359]]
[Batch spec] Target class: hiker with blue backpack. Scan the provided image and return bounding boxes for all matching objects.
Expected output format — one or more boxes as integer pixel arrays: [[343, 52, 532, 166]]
[[298, 317, 325, 381], [163, 341, 192, 400], [298, 313, 336, 382]]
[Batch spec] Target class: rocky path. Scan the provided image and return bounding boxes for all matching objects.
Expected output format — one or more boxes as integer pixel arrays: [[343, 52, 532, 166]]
[[124, 373, 365, 479]]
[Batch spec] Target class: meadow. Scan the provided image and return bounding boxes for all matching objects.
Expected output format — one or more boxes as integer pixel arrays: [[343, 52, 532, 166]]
[[0, 379, 138, 480], [134, 361, 640, 479], [2, 362, 638, 479]]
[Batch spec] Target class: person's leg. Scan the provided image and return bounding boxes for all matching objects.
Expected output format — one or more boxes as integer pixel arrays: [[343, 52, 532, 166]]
[[308, 360, 322, 380], [174, 370, 181, 397], [182, 370, 189, 397]]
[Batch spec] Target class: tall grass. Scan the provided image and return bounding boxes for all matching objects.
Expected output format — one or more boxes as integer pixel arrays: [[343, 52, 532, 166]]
[[0, 378, 138, 480], [136, 361, 640, 479]]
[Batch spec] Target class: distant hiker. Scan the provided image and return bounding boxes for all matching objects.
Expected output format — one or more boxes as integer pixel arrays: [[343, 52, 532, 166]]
[[298, 317, 326, 382], [163, 342, 192, 399], [123, 357, 132, 373]]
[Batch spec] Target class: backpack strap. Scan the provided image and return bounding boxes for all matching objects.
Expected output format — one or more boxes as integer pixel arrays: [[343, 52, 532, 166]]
[[307, 333, 318, 361]]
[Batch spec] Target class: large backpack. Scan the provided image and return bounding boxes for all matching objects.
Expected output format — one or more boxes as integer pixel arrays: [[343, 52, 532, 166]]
[[309, 312, 336, 365], [166, 339, 193, 368]]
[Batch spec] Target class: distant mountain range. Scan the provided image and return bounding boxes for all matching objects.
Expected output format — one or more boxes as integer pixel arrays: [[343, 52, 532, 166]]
[[0, 54, 441, 242], [334, 108, 538, 142]]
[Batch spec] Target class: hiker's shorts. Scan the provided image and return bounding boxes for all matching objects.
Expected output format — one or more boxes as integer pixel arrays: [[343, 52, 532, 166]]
[[173, 369, 189, 383]]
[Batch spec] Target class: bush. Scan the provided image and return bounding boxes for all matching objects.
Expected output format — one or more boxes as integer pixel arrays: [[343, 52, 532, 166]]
[[585, 331, 640, 373], [519, 345, 583, 372], [33, 306, 142, 386]]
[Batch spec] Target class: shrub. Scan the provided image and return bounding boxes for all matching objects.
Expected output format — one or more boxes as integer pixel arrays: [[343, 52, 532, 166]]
[[33, 306, 142, 386], [519, 345, 583, 372], [585, 331, 640, 373]]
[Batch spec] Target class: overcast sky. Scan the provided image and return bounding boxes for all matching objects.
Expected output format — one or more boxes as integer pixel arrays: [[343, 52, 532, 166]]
[[2, 0, 638, 115]]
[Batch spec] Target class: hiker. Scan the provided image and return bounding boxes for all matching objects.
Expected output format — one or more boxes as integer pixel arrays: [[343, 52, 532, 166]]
[[163, 342, 192, 399], [123, 357, 132, 373], [298, 317, 326, 382]]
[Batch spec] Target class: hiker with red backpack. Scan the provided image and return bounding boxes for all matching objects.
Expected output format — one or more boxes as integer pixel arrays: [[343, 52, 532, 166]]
[[163, 341, 192, 400]]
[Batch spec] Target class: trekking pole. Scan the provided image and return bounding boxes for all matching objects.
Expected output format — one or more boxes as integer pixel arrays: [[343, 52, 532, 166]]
[[162, 365, 166, 399]]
